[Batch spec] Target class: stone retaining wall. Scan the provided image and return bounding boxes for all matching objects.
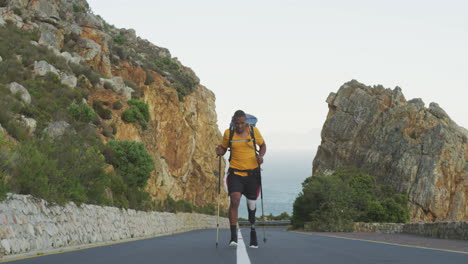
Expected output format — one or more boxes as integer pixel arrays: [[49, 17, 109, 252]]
[[354, 222, 404, 233], [402, 222, 468, 240], [353, 222, 468, 240], [0, 194, 229, 257]]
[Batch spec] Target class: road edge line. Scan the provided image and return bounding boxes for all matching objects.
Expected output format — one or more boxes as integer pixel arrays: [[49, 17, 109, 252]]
[[291, 231, 468, 255]]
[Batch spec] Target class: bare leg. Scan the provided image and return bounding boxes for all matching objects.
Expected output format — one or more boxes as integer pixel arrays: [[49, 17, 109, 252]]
[[229, 192, 241, 225]]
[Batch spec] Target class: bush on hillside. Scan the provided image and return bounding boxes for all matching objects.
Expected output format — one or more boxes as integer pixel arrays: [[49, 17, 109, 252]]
[[0, 132, 11, 201], [150, 57, 198, 101], [72, 3, 85, 13], [105, 140, 154, 188], [112, 100, 123, 110], [68, 103, 95, 123], [93, 100, 112, 120], [70, 63, 101, 85], [113, 34, 126, 45], [292, 167, 409, 231], [107, 33, 199, 100], [104, 140, 154, 209], [121, 99, 149, 130], [0, 23, 73, 74], [6, 131, 110, 205]]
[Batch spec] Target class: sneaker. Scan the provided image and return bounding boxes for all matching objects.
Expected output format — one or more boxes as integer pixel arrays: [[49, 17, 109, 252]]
[[229, 238, 238, 247], [249, 230, 258, 248], [229, 232, 238, 247]]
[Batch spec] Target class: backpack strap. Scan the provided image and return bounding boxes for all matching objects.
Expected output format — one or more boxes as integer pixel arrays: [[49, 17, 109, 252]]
[[228, 126, 234, 162], [249, 124, 258, 156]]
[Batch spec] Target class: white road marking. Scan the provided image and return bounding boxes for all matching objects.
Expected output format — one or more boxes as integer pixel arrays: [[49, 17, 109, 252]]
[[237, 229, 251, 264]]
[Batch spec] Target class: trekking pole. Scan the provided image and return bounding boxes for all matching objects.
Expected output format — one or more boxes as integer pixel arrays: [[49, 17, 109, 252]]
[[216, 155, 222, 248], [259, 167, 267, 243]]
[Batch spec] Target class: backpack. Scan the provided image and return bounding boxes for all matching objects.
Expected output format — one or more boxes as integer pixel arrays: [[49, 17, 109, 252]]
[[228, 113, 258, 162]]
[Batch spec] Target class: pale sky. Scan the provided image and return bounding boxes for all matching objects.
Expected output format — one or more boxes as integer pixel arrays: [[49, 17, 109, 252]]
[[87, 0, 467, 156]]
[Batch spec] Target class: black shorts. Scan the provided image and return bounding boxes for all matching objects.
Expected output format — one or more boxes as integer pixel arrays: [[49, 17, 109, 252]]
[[226, 168, 260, 200]]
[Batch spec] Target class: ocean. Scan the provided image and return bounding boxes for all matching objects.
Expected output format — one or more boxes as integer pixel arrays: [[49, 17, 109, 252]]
[[231, 150, 315, 219]]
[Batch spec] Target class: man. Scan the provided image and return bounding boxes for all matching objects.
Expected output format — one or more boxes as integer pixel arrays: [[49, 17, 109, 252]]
[[215, 110, 267, 248]]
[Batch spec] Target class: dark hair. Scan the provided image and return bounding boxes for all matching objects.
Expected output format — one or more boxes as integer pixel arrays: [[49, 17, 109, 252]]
[[233, 110, 246, 120]]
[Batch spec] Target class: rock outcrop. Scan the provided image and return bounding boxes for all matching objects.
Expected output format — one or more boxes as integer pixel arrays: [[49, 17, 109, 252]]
[[313, 80, 467, 222], [0, 0, 228, 209]]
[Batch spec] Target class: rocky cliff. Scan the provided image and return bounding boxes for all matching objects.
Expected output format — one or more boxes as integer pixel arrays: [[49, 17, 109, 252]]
[[0, 0, 228, 209], [313, 80, 467, 222]]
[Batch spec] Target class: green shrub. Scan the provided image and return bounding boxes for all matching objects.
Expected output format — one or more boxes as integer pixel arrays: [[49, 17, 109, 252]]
[[106, 140, 154, 188], [86, 71, 101, 85], [0, 59, 31, 83], [113, 34, 126, 45], [175, 199, 193, 213], [144, 70, 154, 85], [270, 212, 291, 220], [0, 171, 8, 201], [113, 101, 123, 110], [149, 57, 198, 101], [163, 196, 192, 213], [104, 28, 198, 100], [72, 3, 85, 13], [103, 82, 114, 90], [10, 141, 53, 200], [19, 77, 85, 132], [93, 100, 112, 120], [7, 132, 110, 205], [44, 72, 60, 84], [194, 204, 216, 215], [100, 123, 114, 138], [104, 140, 154, 210], [0, 133, 10, 200], [366, 200, 386, 222], [68, 103, 95, 123], [3, 120, 29, 141], [13, 8, 22, 16], [124, 79, 143, 98], [292, 167, 409, 231], [121, 100, 149, 130], [0, 23, 73, 74], [113, 46, 128, 60], [111, 123, 117, 135], [70, 63, 100, 85]]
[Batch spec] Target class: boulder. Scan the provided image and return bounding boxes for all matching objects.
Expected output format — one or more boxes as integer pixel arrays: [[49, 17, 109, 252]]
[[20, 115, 36, 136], [313, 80, 468, 222], [100, 77, 134, 99], [52, 50, 82, 65], [1, 11, 23, 28], [43, 121, 71, 139], [1, 239, 11, 255], [34, 60, 58, 76], [63, 23, 82, 38], [119, 28, 137, 43], [61, 75, 77, 88], [77, 38, 101, 61], [408, 98, 425, 109], [7, 0, 30, 9], [76, 13, 103, 29], [38, 23, 63, 49], [8, 82, 31, 105], [31, 1, 60, 25]]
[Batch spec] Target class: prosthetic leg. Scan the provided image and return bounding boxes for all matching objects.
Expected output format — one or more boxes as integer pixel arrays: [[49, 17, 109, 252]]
[[247, 199, 258, 248]]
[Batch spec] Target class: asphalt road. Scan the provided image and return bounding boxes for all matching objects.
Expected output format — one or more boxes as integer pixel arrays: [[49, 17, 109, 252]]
[[2, 227, 467, 264]]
